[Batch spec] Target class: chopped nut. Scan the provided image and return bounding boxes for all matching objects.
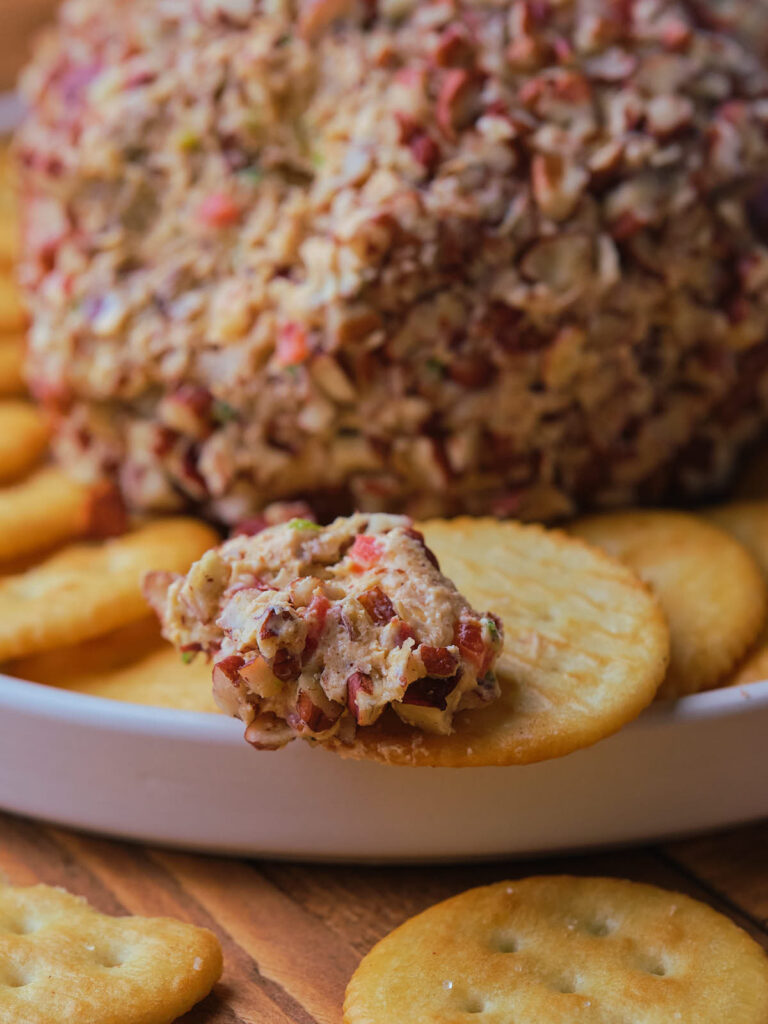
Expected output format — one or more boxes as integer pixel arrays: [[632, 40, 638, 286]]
[[646, 95, 694, 139], [436, 69, 482, 138], [531, 152, 588, 221]]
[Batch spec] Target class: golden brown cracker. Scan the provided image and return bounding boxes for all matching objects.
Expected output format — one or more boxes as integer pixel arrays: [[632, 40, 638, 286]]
[[9, 619, 218, 713], [0, 337, 25, 397], [704, 501, 768, 686], [0, 402, 49, 483], [704, 501, 768, 578], [0, 881, 222, 1024], [0, 151, 18, 269], [0, 277, 25, 335], [344, 876, 768, 1024], [328, 518, 669, 767], [729, 645, 768, 687], [0, 221, 17, 272], [0, 468, 121, 564], [0, 518, 219, 661], [570, 510, 767, 699]]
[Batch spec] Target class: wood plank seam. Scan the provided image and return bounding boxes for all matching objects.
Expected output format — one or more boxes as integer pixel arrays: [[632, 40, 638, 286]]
[[656, 847, 768, 940]]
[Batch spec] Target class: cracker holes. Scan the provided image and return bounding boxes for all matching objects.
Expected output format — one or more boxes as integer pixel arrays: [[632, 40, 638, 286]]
[[583, 918, 616, 937], [0, 965, 33, 989], [492, 932, 520, 953], [95, 947, 128, 969], [549, 974, 579, 994], [636, 954, 668, 978], [464, 994, 485, 1014], [0, 916, 39, 936]]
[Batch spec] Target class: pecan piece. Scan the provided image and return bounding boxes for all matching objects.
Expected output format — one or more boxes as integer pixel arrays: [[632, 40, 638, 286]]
[[359, 586, 396, 625], [272, 648, 301, 682], [212, 654, 245, 696], [433, 24, 475, 69], [159, 384, 213, 439], [403, 527, 440, 570], [436, 69, 482, 138], [244, 714, 294, 750], [346, 671, 374, 721], [259, 606, 299, 641], [296, 690, 343, 732], [401, 674, 460, 710]]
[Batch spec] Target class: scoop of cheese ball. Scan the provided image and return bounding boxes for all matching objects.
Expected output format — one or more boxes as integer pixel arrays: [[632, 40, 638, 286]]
[[17, 0, 768, 523], [144, 514, 503, 749]]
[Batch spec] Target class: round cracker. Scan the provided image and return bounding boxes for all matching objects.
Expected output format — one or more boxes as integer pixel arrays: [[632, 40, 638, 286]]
[[344, 876, 768, 1024], [327, 518, 669, 767], [0, 275, 25, 334], [0, 517, 219, 661], [0, 401, 49, 483], [0, 882, 222, 1024], [704, 501, 768, 686], [705, 501, 768, 577], [0, 336, 25, 397], [8, 619, 218, 713], [570, 510, 767, 699]]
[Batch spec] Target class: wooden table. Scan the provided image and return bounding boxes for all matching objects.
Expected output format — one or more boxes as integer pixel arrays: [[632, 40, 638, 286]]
[[1, 810, 766, 1023]]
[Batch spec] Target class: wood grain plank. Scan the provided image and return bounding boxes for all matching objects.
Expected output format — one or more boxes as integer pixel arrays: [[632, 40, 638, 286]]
[[0, 814, 125, 914], [262, 840, 768, 960], [156, 851, 359, 1024], [48, 829, 297, 1024], [1, 811, 767, 1024], [664, 822, 768, 931]]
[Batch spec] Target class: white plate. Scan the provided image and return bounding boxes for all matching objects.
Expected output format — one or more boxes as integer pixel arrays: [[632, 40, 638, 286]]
[[0, 674, 766, 861]]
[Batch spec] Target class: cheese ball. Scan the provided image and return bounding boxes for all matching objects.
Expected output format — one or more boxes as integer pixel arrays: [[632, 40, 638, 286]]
[[16, 0, 768, 522]]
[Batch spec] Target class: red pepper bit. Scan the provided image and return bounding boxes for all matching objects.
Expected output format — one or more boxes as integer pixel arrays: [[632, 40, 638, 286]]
[[302, 592, 331, 660], [197, 192, 241, 229], [454, 619, 492, 672], [348, 534, 384, 571], [276, 322, 310, 367], [391, 618, 417, 647]]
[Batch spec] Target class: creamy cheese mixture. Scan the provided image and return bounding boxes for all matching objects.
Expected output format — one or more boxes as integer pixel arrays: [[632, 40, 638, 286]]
[[145, 513, 503, 748]]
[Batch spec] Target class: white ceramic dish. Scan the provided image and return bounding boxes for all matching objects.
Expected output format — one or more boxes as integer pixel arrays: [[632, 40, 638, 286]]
[[0, 94, 765, 861], [0, 673, 766, 860]]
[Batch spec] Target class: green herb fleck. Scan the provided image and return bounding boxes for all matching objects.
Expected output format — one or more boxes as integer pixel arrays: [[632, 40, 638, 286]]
[[426, 357, 446, 377], [276, 32, 291, 47], [212, 399, 238, 425], [483, 617, 500, 643], [289, 518, 321, 531], [181, 650, 197, 665], [310, 149, 326, 169], [238, 165, 263, 186]]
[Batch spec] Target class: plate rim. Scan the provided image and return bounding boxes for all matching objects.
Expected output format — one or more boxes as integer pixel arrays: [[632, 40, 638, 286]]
[[1, 670, 766, 743]]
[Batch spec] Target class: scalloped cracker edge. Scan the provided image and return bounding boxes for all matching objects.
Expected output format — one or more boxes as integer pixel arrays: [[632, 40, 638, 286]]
[[327, 518, 669, 767]]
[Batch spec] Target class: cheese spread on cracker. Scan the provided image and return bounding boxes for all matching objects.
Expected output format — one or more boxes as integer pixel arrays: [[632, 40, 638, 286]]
[[145, 513, 503, 749]]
